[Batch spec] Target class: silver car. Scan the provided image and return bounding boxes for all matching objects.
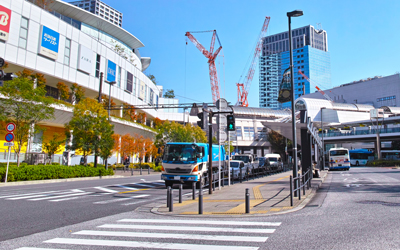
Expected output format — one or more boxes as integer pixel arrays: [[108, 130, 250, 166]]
[[229, 160, 246, 179]]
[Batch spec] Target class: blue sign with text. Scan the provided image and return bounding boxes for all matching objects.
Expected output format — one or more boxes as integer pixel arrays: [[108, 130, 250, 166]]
[[107, 60, 117, 83], [41, 26, 59, 53]]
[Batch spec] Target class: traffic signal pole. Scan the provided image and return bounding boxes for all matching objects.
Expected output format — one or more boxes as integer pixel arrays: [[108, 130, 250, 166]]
[[208, 111, 213, 194]]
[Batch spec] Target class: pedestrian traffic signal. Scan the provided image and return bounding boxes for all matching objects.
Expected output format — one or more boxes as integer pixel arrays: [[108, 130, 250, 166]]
[[0, 70, 17, 81], [197, 112, 206, 129], [227, 115, 235, 131]]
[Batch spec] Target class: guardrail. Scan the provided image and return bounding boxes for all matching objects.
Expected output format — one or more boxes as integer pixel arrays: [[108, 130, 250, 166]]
[[289, 169, 312, 206]]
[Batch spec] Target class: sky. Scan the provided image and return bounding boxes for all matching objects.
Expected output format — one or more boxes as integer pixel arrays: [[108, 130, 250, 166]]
[[98, 0, 400, 108]]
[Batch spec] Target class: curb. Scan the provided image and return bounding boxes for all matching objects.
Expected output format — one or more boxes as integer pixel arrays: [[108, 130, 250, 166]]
[[0, 175, 127, 187], [148, 171, 329, 218]]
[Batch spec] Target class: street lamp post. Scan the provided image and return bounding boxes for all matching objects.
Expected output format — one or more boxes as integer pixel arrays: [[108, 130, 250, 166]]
[[287, 10, 303, 182], [108, 81, 116, 120], [321, 107, 326, 170], [98, 72, 104, 103]]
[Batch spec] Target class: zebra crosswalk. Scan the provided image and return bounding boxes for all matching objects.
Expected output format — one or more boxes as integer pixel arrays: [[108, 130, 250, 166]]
[[15, 218, 281, 249], [0, 181, 164, 205]]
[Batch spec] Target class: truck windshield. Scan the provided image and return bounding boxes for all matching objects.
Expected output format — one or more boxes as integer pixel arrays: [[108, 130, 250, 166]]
[[232, 156, 249, 163], [163, 144, 197, 163]]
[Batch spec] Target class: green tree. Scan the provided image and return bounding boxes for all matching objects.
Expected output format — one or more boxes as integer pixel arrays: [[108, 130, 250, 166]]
[[224, 141, 234, 154], [43, 133, 65, 163], [65, 98, 114, 166], [147, 74, 158, 85], [163, 89, 175, 98], [0, 72, 55, 166], [70, 83, 85, 103]]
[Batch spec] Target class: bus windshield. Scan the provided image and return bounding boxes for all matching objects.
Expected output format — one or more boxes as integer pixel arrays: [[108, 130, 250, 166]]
[[330, 150, 348, 156], [163, 144, 197, 163]]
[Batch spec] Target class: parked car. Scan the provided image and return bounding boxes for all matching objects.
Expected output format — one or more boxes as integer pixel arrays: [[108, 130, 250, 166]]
[[265, 153, 283, 171], [229, 160, 246, 180]]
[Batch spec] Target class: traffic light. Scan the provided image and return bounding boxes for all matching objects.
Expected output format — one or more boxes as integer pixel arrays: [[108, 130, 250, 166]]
[[197, 112, 206, 129], [227, 114, 235, 131], [0, 70, 17, 81]]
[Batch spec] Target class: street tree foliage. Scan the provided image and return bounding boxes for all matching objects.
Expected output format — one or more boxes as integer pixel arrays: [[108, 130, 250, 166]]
[[56, 82, 69, 100], [65, 98, 114, 165], [163, 89, 175, 99], [146, 74, 158, 85], [0, 70, 55, 166], [155, 121, 207, 153], [267, 130, 291, 159], [70, 83, 85, 103], [43, 133, 65, 163]]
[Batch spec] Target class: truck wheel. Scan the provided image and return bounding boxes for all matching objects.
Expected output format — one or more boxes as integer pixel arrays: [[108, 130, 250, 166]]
[[165, 181, 173, 188]]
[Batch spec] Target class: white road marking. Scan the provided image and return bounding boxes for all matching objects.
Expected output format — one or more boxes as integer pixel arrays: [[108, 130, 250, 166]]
[[93, 194, 149, 204], [74, 230, 268, 242], [98, 224, 276, 233], [29, 192, 92, 201], [44, 238, 259, 250], [15, 248, 70, 250], [8, 191, 76, 200], [115, 185, 138, 190], [118, 219, 281, 226], [132, 183, 154, 188], [93, 187, 118, 193], [0, 190, 60, 199]]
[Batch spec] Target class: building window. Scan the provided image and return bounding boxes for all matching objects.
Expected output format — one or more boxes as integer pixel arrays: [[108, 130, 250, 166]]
[[236, 126, 242, 139], [19, 17, 29, 49], [126, 71, 133, 92], [95, 54, 101, 78], [64, 38, 71, 65], [133, 76, 137, 96]]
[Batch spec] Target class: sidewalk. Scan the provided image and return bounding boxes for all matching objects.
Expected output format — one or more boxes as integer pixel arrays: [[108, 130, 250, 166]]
[[153, 170, 328, 216]]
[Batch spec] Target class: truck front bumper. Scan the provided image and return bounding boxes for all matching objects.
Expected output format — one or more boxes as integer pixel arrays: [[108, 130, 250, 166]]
[[161, 174, 199, 182]]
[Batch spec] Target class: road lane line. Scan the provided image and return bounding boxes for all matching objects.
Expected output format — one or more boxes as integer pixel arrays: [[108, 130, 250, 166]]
[[131, 183, 155, 188], [0, 190, 60, 199], [74, 230, 268, 242], [115, 185, 138, 190], [93, 194, 149, 204], [29, 192, 92, 201], [44, 238, 259, 250], [93, 187, 118, 193], [8, 191, 76, 200], [98, 224, 276, 233], [118, 219, 281, 226]]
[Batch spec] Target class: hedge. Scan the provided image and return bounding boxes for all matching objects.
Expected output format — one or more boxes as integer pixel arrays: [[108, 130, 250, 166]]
[[0, 164, 114, 182], [365, 160, 400, 167], [109, 162, 162, 172]]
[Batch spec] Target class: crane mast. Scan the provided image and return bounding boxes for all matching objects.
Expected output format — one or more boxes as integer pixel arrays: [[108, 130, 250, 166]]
[[298, 70, 333, 102], [185, 30, 222, 103], [237, 16, 271, 107]]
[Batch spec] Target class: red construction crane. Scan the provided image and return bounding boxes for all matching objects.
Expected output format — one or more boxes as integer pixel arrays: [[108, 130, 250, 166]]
[[185, 30, 222, 104], [237, 16, 271, 107], [298, 70, 333, 102]]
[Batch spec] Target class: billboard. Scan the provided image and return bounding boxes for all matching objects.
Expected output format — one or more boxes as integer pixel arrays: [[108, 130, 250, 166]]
[[38, 25, 60, 60], [0, 5, 11, 41], [139, 80, 145, 100], [106, 60, 116, 82], [77, 45, 93, 74]]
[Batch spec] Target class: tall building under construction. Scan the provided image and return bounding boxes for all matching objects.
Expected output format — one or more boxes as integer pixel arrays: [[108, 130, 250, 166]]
[[259, 25, 332, 109]]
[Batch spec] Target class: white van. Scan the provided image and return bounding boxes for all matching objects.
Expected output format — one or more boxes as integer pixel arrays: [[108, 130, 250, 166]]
[[264, 153, 283, 171]]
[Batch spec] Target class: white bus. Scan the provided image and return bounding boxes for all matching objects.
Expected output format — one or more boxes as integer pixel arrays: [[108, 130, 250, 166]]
[[328, 148, 351, 171]]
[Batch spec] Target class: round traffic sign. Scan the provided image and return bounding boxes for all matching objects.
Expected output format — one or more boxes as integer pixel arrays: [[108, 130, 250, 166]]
[[0, 57, 5, 68], [5, 133, 14, 142], [6, 122, 16, 132]]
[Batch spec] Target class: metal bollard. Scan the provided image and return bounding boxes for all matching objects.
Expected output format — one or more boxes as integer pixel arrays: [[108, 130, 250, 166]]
[[212, 173, 215, 191], [245, 188, 250, 213], [192, 182, 196, 200], [131, 167, 133, 176], [179, 184, 183, 203], [169, 188, 173, 212], [290, 175, 293, 206], [221, 172, 224, 187], [167, 186, 171, 208], [148, 166, 150, 174], [240, 167, 243, 183], [298, 173, 301, 200], [303, 174, 306, 195], [199, 185, 203, 214], [231, 168, 234, 184], [140, 166, 142, 175]]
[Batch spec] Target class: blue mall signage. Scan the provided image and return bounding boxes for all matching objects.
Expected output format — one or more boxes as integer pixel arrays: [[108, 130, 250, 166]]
[[39, 25, 60, 60], [106, 60, 116, 83]]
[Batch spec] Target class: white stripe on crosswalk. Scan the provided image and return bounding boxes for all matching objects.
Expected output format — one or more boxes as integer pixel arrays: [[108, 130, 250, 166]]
[[44, 238, 259, 250], [98, 224, 276, 233], [131, 183, 154, 188], [29, 192, 92, 201], [0, 190, 60, 199], [115, 185, 138, 190], [15, 247, 70, 250], [93, 186, 118, 193], [50, 195, 90, 202], [93, 194, 149, 204], [8, 191, 76, 200], [118, 219, 281, 227], [74, 230, 268, 242]]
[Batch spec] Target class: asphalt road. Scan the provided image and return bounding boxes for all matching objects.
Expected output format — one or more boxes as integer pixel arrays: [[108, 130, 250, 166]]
[[1, 167, 400, 250]]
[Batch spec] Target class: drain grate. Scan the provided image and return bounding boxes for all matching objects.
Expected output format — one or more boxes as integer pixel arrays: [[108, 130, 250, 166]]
[[358, 200, 400, 207]]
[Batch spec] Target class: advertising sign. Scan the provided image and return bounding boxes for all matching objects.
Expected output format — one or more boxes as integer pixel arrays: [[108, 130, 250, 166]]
[[139, 80, 145, 100], [106, 60, 116, 83], [77, 45, 93, 74], [0, 5, 11, 41], [38, 25, 60, 60]]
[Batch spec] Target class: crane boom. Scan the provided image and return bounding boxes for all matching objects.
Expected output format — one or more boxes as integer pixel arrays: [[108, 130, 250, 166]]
[[298, 70, 333, 102], [237, 16, 271, 107], [185, 30, 222, 103]]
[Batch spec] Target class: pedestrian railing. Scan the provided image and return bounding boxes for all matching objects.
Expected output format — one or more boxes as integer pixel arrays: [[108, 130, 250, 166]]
[[289, 169, 312, 206]]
